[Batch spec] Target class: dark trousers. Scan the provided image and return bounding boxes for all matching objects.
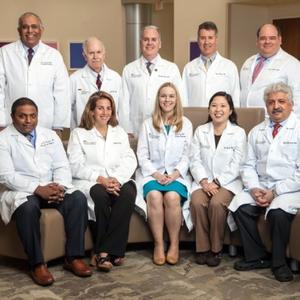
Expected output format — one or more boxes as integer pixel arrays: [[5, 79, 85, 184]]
[[90, 181, 136, 257], [233, 204, 294, 268], [13, 190, 88, 268]]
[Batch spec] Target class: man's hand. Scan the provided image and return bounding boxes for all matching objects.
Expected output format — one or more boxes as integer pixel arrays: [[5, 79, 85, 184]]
[[250, 188, 272, 207], [200, 179, 220, 196], [34, 183, 65, 202], [97, 176, 121, 196]]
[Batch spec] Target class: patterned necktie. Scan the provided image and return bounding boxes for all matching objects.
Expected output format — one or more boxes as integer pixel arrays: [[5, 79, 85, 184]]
[[25, 133, 34, 145], [272, 123, 281, 138], [252, 56, 265, 83], [146, 61, 152, 75], [96, 74, 102, 90], [28, 48, 34, 65]]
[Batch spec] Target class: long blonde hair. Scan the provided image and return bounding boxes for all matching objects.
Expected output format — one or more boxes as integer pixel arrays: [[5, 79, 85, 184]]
[[152, 82, 183, 133], [79, 91, 118, 130]]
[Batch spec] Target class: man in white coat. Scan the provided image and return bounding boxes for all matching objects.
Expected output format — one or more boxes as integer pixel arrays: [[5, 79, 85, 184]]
[[0, 12, 70, 136], [119, 25, 183, 137], [70, 37, 121, 128], [0, 98, 92, 286], [240, 23, 300, 117], [182, 21, 240, 107], [229, 82, 300, 282]]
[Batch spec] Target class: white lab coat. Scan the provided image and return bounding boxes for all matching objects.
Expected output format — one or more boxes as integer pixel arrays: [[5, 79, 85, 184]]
[[67, 125, 138, 220], [189, 121, 246, 195], [228, 113, 300, 230], [136, 117, 193, 229], [0, 125, 74, 224], [240, 48, 300, 117], [70, 64, 121, 128], [119, 55, 184, 136], [0, 40, 70, 129], [182, 52, 240, 107]]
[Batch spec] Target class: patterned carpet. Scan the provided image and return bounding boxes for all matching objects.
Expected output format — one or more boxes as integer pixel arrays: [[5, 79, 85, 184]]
[[0, 248, 299, 300]]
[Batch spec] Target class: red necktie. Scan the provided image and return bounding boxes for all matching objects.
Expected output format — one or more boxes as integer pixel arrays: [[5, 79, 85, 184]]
[[28, 48, 34, 65], [272, 123, 281, 138], [252, 56, 265, 83], [96, 74, 102, 90]]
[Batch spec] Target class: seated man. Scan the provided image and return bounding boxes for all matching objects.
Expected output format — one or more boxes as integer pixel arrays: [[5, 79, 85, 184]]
[[0, 98, 92, 286], [229, 82, 300, 282]]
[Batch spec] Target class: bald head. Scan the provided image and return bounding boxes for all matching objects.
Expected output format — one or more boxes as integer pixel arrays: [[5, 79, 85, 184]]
[[256, 24, 282, 58], [83, 37, 106, 73]]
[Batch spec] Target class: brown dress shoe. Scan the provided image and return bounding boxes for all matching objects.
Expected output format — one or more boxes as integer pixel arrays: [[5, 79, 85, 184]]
[[31, 264, 54, 286], [64, 259, 92, 277]]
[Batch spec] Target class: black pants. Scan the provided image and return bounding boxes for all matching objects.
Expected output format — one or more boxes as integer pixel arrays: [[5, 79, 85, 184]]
[[13, 190, 88, 268], [90, 181, 136, 257], [233, 204, 294, 268]]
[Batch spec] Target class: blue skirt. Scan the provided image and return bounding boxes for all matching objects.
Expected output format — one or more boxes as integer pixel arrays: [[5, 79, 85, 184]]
[[143, 180, 188, 205]]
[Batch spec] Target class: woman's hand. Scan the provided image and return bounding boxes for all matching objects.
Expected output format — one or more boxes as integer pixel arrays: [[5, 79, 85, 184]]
[[97, 176, 121, 196], [164, 170, 180, 185], [152, 172, 169, 185]]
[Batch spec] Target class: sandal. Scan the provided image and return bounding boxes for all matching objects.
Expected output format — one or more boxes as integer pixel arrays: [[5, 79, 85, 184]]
[[110, 255, 125, 266], [95, 255, 113, 272]]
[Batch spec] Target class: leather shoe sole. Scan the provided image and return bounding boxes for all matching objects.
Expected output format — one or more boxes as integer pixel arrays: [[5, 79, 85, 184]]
[[64, 259, 92, 277]]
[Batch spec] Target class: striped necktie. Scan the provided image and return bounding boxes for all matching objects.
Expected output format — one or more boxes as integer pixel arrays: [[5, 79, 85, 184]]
[[146, 61, 152, 75], [96, 74, 102, 90], [272, 123, 281, 138], [252, 56, 266, 83], [28, 48, 34, 65]]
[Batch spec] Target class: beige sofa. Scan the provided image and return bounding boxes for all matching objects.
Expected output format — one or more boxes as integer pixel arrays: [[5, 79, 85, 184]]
[[1, 107, 300, 263]]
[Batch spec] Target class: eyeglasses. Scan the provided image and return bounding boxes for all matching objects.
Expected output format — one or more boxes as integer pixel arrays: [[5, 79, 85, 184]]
[[20, 24, 42, 30]]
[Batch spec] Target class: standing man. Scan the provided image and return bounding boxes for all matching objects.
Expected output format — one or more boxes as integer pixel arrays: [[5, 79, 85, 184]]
[[182, 21, 240, 107], [70, 37, 121, 128], [240, 23, 300, 117], [119, 25, 183, 137], [0, 12, 70, 136], [0, 98, 92, 286], [229, 82, 300, 282]]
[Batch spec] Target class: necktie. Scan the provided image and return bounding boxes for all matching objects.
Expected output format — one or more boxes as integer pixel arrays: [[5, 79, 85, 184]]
[[272, 123, 281, 138], [96, 74, 102, 90], [204, 58, 212, 70], [28, 48, 34, 65], [146, 61, 152, 75], [25, 133, 34, 145], [252, 56, 265, 83]]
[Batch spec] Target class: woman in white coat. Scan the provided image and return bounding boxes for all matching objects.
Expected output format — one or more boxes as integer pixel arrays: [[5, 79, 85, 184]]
[[137, 82, 193, 265], [67, 91, 137, 272], [189, 92, 246, 267]]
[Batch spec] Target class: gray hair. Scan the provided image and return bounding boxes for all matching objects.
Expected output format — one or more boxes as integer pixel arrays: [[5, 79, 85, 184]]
[[140, 25, 161, 40], [18, 12, 43, 29], [82, 37, 105, 54], [263, 82, 293, 103]]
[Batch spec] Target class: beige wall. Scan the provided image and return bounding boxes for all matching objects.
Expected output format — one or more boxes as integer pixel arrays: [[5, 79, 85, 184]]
[[173, 0, 234, 72], [0, 0, 125, 73]]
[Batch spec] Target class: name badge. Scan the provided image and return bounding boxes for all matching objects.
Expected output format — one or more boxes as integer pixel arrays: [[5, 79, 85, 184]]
[[113, 141, 122, 144], [131, 73, 142, 78], [83, 140, 96, 145], [149, 133, 159, 139], [224, 146, 234, 150], [79, 90, 90, 95], [158, 75, 171, 78], [175, 133, 186, 138], [215, 72, 226, 76], [255, 140, 266, 144], [283, 141, 297, 145], [189, 72, 200, 77], [40, 139, 55, 147], [40, 61, 53, 66]]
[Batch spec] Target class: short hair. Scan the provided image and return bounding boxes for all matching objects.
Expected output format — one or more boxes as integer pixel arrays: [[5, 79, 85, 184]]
[[198, 21, 218, 37], [18, 12, 43, 29], [256, 23, 281, 38], [206, 91, 238, 125], [79, 91, 118, 130], [82, 37, 105, 54], [141, 25, 161, 40], [11, 97, 38, 116], [152, 82, 183, 133], [263, 82, 293, 103]]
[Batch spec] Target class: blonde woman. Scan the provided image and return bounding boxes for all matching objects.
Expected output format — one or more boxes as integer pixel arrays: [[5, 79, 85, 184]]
[[67, 91, 137, 272], [136, 82, 193, 265]]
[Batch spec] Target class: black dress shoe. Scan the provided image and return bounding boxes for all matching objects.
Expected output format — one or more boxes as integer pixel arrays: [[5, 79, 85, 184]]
[[206, 252, 221, 267], [234, 258, 271, 271], [272, 265, 293, 282], [195, 251, 209, 265]]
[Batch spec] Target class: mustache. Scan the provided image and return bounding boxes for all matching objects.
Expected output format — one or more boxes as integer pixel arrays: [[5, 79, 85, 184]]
[[272, 108, 283, 113]]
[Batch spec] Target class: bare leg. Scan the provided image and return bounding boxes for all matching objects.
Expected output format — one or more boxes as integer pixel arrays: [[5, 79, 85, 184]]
[[147, 191, 165, 264], [164, 191, 181, 264]]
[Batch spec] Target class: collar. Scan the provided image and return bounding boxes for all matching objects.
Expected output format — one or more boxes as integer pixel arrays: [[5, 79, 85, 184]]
[[22, 42, 39, 53], [142, 55, 159, 66], [87, 64, 105, 79], [200, 52, 217, 64], [268, 118, 288, 128]]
